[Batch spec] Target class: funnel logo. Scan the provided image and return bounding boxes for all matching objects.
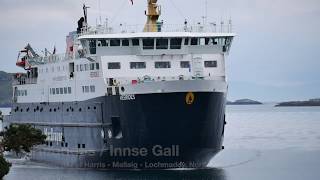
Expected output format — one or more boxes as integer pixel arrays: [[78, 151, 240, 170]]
[[185, 92, 195, 105]]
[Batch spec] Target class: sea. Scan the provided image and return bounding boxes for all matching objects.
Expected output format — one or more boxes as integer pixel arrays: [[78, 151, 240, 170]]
[[1, 104, 320, 180]]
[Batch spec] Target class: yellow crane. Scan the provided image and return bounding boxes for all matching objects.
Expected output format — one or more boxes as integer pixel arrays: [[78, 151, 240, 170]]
[[143, 0, 161, 32]]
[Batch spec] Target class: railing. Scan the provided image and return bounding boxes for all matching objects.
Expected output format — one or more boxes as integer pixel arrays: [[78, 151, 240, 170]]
[[80, 23, 234, 36], [27, 53, 70, 65]]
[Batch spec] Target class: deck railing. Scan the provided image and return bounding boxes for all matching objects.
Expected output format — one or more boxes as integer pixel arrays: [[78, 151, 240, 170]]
[[80, 23, 233, 36]]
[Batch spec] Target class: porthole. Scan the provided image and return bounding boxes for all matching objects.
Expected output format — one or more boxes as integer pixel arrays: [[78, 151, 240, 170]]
[[49, 109, 52, 112], [94, 106, 96, 110], [88, 107, 90, 110], [121, 87, 125, 92], [40, 108, 43, 112], [34, 109, 36, 112], [20, 109, 23, 112], [79, 108, 82, 112], [71, 108, 74, 112], [67, 109, 69, 112], [26, 108, 30, 112], [54, 108, 56, 112]]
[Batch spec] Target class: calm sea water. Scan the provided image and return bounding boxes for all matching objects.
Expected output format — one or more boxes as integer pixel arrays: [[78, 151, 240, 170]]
[[2, 105, 320, 180]]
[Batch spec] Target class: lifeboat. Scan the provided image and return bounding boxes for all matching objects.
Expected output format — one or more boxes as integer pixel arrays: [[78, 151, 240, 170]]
[[16, 59, 26, 68]]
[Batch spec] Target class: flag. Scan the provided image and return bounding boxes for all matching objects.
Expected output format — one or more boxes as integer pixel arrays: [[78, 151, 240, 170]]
[[130, 0, 133, 5]]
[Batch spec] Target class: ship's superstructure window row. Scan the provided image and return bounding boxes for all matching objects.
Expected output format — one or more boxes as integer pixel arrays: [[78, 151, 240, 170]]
[[82, 85, 95, 93], [76, 63, 100, 72], [50, 87, 72, 95], [86, 37, 231, 54], [16, 90, 27, 96]]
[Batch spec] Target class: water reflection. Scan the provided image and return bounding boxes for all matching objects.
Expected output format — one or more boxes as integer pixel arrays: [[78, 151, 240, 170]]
[[7, 167, 226, 180]]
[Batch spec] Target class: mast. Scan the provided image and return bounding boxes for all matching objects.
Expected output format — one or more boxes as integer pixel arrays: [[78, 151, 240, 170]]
[[143, 0, 161, 32]]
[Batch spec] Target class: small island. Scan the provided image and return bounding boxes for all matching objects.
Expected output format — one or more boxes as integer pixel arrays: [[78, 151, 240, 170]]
[[227, 99, 263, 105], [275, 98, 320, 107]]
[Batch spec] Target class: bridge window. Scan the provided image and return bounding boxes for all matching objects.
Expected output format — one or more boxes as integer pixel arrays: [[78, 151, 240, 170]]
[[156, 39, 168, 49], [170, 38, 182, 49], [84, 64, 89, 71], [130, 62, 146, 69], [122, 39, 129, 46], [64, 87, 68, 94], [184, 38, 190, 45], [132, 39, 140, 46], [191, 38, 198, 45], [89, 40, 96, 54], [204, 61, 217, 68], [180, 61, 190, 68], [68, 87, 72, 94], [143, 39, 154, 49], [60, 88, 63, 94], [96, 63, 100, 70], [155, 61, 171, 69], [56, 88, 59, 94], [52, 88, 56, 95], [108, 62, 121, 69], [110, 39, 120, 46]]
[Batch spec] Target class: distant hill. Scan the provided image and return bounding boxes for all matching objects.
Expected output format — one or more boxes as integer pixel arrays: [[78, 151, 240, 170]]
[[227, 99, 263, 105], [275, 99, 320, 107], [0, 71, 13, 107]]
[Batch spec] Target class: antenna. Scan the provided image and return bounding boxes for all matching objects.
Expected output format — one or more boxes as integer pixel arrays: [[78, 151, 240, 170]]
[[83, 4, 90, 25], [98, 0, 102, 25], [205, 0, 208, 25]]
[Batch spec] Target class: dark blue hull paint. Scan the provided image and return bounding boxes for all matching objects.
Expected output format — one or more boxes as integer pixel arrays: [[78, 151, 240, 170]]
[[8, 92, 226, 169]]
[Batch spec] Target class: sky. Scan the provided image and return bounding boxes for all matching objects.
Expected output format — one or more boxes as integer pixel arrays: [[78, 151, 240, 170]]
[[0, 0, 319, 102]]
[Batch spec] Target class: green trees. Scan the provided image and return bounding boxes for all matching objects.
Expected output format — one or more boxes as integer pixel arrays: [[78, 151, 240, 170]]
[[0, 122, 46, 178], [1, 124, 46, 156], [0, 155, 11, 179]]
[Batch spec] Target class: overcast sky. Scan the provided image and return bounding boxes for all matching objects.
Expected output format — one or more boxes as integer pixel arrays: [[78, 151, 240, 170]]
[[0, 0, 319, 101]]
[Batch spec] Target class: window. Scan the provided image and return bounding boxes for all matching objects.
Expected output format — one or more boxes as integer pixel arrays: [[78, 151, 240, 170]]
[[60, 88, 63, 94], [96, 63, 100, 70], [130, 62, 146, 69], [204, 61, 217, 68], [156, 39, 168, 49], [191, 38, 198, 45], [82, 86, 85, 93], [132, 39, 140, 46], [82, 144, 86, 148], [110, 39, 120, 46], [90, 85, 95, 93], [52, 88, 56, 95], [98, 40, 107, 47], [56, 88, 60, 94], [68, 87, 71, 94], [85, 86, 89, 93], [108, 62, 121, 69], [155, 61, 171, 69], [184, 38, 190, 45], [90, 63, 94, 70], [170, 38, 182, 49], [80, 64, 84, 71], [89, 40, 96, 54], [25, 90, 27, 96], [122, 39, 129, 46], [180, 61, 190, 68], [64, 87, 67, 94], [84, 64, 89, 71], [143, 39, 154, 49]]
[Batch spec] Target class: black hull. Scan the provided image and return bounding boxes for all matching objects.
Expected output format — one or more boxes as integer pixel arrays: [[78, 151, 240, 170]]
[[7, 92, 226, 169]]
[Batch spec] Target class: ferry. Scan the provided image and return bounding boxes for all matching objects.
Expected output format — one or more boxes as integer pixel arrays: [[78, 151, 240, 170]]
[[4, 0, 235, 169]]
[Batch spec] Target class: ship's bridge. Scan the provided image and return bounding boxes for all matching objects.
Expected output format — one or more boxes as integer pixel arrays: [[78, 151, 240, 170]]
[[78, 27, 235, 57]]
